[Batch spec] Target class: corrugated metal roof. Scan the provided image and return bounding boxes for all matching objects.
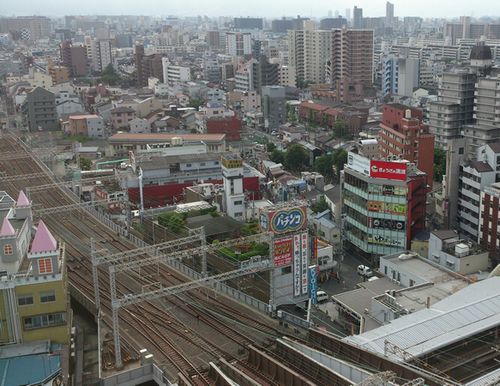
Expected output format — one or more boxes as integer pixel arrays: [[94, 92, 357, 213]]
[[344, 277, 500, 361], [465, 367, 500, 386]]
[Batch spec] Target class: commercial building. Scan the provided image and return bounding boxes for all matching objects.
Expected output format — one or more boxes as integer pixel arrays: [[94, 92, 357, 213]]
[[48, 62, 70, 85], [262, 86, 286, 132], [21, 87, 59, 132], [0, 16, 51, 40], [320, 17, 347, 30], [342, 152, 427, 263], [385, 1, 394, 28], [328, 28, 374, 103], [206, 116, 241, 141], [222, 154, 245, 221], [226, 32, 252, 57], [378, 104, 435, 187], [288, 29, 333, 84], [0, 191, 69, 345]]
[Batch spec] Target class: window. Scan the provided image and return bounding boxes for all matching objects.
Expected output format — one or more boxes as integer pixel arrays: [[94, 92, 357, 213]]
[[409, 279, 415, 287], [18, 295, 34, 306], [234, 200, 243, 205], [38, 258, 53, 274], [40, 291, 56, 303], [234, 212, 243, 217], [23, 313, 66, 330], [281, 266, 292, 274], [3, 244, 13, 255]]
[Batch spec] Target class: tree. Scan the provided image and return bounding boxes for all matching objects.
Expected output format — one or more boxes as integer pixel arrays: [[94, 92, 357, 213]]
[[270, 149, 285, 164], [331, 148, 348, 181], [158, 212, 185, 234], [79, 157, 92, 171], [285, 144, 309, 171], [311, 196, 329, 213], [189, 98, 205, 110], [266, 142, 276, 153], [98, 64, 121, 86], [314, 154, 335, 181], [333, 119, 351, 139], [434, 148, 446, 182]]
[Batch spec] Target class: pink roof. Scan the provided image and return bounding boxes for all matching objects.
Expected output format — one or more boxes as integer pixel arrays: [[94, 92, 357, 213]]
[[30, 220, 57, 254], [0, 217, 16, 237], [16, 190, 30, 207]]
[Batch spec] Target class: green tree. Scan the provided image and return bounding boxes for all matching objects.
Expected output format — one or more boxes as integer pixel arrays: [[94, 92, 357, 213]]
[[266, 142, 276, 153], [158, 212, 185, 234], [285, 144, 309, 171], [270, 149, 285, 164], [79, 157, 92, 171], [434, 148, 446, 182], [333, 119, 350, 139], [189, 98, 205, 110], [314, 154, 335, 181], [98, 64, 121, 86], [331, 148, 348, 181], [311, 196, 329, 213]]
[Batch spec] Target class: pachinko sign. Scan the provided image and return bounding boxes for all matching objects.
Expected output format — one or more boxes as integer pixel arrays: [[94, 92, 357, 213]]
[[260, 206, 308, 234], [370, 160, 407, 181], [273, 237, 293, 267]]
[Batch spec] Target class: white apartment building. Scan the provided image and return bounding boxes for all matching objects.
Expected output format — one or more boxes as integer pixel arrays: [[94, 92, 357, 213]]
[[161, 58, 191, 85], [226, 32, 252, 57]]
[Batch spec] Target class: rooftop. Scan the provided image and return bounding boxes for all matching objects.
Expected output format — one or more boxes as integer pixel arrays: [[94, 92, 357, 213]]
[[109, 133, 226, 143], [431, 229, 458, 241], [344, 277, 500, 360], [30, 220, 57, 254]]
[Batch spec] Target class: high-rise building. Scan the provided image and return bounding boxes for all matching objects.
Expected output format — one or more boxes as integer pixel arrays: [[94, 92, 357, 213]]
[[134, 43, 145, 86], [429, 70, 477, 148], [378, 104, 435, 188], [288, 29, 333, 84], [21, 87, 58, 131], [0, 16, 51, 40], [382, 56, 419, 97], [226, 32, 252, 57], [234, 17, 263, 30], [342, 152, 427, 263], [353, 6, 363, 29], [386, 2, 394, 27], [328, 28, 374, 102], [262, 86, 286, 132], [320, 17, 347, 30], [222, 154, 245, 221], [88, 39, 112, 73], [60, 40, 88, 77], [162, 58, 191, 85], [135, 44, 164, 87], [479, 177, 500, 264]]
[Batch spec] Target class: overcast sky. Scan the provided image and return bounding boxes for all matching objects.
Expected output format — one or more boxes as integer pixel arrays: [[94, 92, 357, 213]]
[[0, 0, 496, 19]]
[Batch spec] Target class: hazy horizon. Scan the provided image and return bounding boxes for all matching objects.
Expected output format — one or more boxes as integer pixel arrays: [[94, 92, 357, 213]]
[[0, 0, 498, 19]]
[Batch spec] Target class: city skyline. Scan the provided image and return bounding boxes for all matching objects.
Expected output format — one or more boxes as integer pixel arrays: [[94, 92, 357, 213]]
[[0, 0, 498, 19]]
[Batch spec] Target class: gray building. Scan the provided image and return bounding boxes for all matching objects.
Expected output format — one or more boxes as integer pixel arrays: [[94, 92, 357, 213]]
[[21, 87, 58, 131], [429, 70, 476, 148], [353, 6, 363, 29], [462, 75, 500, 160], [262, 86, 286, 132]]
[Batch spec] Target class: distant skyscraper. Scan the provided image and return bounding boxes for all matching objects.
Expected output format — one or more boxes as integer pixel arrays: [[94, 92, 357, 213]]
[[345, 8, 351, 22], [353, 6, 363, 29], [386, 2, 394, 27]]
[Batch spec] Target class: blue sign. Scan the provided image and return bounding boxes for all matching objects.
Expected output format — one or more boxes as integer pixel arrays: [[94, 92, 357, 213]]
[[309, 265, 318, 305], [271, 207, 306, 233]]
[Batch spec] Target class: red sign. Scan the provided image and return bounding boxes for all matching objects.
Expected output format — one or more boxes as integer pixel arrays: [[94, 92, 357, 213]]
[[370, 160, 407, 181], [273, 237, 293, 267]]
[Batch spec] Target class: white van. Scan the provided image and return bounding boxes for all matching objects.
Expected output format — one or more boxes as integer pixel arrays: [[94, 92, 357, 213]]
[[357, 265, 373, 277], [316, 290, 329, 303]]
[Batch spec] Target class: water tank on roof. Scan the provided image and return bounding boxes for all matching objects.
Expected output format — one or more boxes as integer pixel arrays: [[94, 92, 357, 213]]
[[455, 243, 469, 258], [405, 109, 412, 119], [171, 137, 183, 146]]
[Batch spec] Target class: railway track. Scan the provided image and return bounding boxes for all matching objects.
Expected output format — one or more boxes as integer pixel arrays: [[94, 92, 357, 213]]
[[0, 133, 282, 383]]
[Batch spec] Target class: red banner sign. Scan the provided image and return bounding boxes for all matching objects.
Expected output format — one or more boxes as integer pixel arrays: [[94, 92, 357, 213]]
[[273, 237, 293, 267], [370, 160, 407, 181]]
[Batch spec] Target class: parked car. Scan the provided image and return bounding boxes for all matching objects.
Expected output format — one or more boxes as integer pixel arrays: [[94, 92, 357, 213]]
[[316, 290, 329, 303], [357, 265, 373, 277]]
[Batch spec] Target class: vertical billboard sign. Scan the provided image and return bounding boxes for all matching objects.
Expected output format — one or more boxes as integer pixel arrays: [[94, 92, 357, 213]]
[[293, 234, 301, 297], [309, 265, 318, 305], [273, 237, 293, 267], [301, 232, 309, 295]]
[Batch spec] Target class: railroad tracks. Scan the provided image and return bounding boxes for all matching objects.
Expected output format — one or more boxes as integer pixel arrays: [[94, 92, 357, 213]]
[[0, 134, 282, 383]]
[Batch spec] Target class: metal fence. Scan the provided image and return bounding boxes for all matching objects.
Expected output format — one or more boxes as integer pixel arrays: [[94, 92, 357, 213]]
[[279, 310, 311, 329]]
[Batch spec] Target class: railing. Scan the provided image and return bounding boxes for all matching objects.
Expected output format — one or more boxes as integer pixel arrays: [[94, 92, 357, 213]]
[[278, 310, 311, 329]]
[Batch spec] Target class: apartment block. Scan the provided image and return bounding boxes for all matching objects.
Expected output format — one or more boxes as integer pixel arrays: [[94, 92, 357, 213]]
[[21, 87, 59, 132], [226, 32, 252, 57]]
